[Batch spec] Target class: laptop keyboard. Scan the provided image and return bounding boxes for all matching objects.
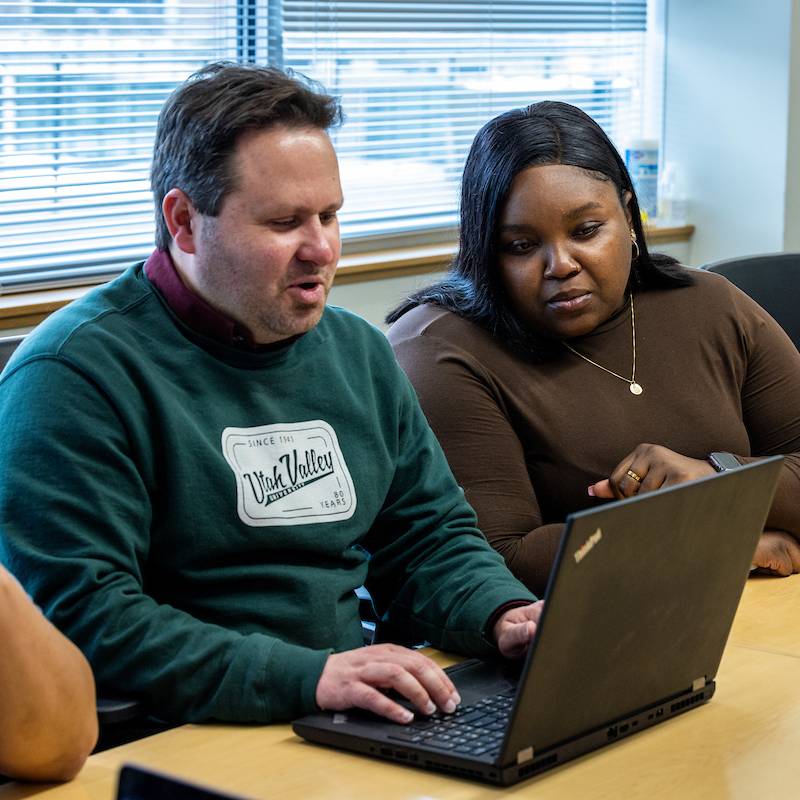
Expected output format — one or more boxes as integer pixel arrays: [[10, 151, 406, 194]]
[[386, 688, 515, 758]]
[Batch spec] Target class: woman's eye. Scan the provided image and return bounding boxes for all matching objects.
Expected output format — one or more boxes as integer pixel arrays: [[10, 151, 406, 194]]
[[504, 238, 536, 254], [574, 223, 601, 238]]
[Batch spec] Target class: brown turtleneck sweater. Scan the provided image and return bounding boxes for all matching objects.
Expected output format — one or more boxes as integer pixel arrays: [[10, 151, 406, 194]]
[[388, 270, 800, 595]]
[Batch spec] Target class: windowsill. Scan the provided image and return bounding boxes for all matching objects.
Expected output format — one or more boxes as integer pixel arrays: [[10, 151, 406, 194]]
[[0, 224, 694, 330]]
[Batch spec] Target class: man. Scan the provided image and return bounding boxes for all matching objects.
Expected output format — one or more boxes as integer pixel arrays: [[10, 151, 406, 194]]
[[0, 62, 540, 726], [0, 564, 97, 781]]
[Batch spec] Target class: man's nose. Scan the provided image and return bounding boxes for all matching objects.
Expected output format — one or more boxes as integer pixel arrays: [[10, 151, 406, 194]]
[[297, 219, 337, 265]]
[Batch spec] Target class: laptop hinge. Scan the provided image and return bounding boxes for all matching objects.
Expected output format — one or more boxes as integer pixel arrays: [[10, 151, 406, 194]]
[[692, 676, 706, 691], [516, 746, 534, 765]]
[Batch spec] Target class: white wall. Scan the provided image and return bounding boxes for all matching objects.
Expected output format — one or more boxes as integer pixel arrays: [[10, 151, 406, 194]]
[[329, 270, 445, 329], [663, 0, 800, 266]]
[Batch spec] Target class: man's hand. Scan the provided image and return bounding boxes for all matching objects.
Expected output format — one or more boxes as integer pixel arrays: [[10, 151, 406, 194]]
[[752, 530, 800, 576], [588, 443, 716, 500], [315, 644, 461, 724], [493, 601, 544, 659]]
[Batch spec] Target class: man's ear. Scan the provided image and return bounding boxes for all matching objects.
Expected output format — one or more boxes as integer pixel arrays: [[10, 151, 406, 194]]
[[622, 190, 634, 227], [162, 188, 199, 255]]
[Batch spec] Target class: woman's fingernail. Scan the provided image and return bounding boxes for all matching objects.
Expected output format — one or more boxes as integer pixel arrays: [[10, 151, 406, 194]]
[[588, 485, 596, 496], [424, 700, 436, 715], [400, 709, 414, 723], [444, 699, 457, 714]]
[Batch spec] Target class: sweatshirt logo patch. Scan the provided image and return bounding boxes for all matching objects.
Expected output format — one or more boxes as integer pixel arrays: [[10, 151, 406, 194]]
[[222, 421, 357, 526]]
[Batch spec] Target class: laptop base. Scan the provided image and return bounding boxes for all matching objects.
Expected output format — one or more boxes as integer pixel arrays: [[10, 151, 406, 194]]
[[294, 680, 715, 786]]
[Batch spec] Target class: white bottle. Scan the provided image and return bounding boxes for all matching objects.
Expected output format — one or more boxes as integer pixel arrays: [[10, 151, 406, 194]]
[[657, 161, 689, 226], [625, 139, 659, 220]]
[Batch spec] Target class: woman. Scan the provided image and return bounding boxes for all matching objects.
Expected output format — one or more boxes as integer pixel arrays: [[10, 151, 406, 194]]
[[387, 101, 800, 596]]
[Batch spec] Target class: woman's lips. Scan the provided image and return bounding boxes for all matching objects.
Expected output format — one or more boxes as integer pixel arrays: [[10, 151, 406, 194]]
[[546, 291, 592, 312]]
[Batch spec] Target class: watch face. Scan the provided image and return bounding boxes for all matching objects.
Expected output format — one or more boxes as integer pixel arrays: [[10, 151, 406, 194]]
[[710, 452, 741, 472]]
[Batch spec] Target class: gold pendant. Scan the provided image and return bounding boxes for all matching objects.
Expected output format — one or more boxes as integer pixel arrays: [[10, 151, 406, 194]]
[[630, 382, 643, 396]]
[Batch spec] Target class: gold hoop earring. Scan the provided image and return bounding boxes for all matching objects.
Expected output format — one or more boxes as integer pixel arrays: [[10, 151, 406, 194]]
[[630, 229, 640, 261]]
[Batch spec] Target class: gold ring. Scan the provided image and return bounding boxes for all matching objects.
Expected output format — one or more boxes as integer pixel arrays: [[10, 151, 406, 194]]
[[626, 469, 643, 484]]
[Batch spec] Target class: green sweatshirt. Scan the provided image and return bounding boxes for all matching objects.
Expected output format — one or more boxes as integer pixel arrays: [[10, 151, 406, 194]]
[[0, 263, 534, 723]]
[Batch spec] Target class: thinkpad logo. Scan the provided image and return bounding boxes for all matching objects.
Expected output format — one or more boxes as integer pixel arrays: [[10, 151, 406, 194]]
[[573, 527, 603, 563]]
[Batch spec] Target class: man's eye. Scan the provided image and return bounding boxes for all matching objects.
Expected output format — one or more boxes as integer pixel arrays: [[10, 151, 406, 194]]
[[320, 211, 338, 224], [271, 218, 297, 228]]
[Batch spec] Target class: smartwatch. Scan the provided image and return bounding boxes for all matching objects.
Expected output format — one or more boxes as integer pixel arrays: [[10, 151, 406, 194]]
[[708, 452, 741, 472]]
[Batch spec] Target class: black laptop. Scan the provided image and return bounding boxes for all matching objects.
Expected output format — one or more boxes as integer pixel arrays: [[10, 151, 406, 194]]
[[117, 763, 251, 799], [293, 457, 782, 785]]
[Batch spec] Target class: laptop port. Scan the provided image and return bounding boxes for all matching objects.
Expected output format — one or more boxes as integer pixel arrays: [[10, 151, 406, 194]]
[[606, 725, 618, 739]]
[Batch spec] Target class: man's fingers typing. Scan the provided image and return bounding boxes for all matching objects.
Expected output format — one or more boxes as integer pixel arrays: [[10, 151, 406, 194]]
[[315, 645, 461, 724], [497, 620, 535, 659], [347, 682, 415, 724], [494, 602, 543, 658], [360, 661, 450, 716]]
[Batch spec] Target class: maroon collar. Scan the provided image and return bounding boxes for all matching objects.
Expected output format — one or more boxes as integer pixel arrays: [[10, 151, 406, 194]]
[[144, 249, 267, 350]]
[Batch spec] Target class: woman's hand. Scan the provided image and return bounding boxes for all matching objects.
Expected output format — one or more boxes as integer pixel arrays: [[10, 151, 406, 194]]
[[752, 530, 800, 576], [588, 443, 716, 500]]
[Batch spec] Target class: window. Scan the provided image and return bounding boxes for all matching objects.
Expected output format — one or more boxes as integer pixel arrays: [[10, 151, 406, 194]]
[[0, 0, 657, 292]]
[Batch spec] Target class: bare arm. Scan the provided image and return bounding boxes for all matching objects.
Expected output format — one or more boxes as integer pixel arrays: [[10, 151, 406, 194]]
[[0, 565, 97, 782]]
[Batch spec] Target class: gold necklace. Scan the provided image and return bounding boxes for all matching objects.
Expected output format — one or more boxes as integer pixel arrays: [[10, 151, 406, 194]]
[[562, 294, 643, 396]]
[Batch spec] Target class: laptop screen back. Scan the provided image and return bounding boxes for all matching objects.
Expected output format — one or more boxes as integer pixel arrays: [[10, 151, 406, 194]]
[[501, 458, 782, 762]]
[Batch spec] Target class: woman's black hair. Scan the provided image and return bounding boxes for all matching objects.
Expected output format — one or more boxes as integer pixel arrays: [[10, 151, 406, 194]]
[[386, 101, 693, 358]]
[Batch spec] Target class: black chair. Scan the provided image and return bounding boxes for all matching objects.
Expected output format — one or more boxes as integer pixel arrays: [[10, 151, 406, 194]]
[[702, 252, 800, 350], [0, 335, 25, 370]]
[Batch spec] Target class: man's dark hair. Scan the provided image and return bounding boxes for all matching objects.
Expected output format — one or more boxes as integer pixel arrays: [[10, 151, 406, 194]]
[[386, 101, 693, 359], [150, 61, 342, 250]]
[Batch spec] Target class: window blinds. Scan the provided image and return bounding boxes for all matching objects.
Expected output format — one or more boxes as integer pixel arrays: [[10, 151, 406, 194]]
[[0, 0, 649, 291], [0, 1, 243, 290]]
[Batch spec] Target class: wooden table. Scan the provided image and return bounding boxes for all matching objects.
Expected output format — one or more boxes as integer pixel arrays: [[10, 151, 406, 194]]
[[3, 576, 797, 800], [728, 573, 800, 657]]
